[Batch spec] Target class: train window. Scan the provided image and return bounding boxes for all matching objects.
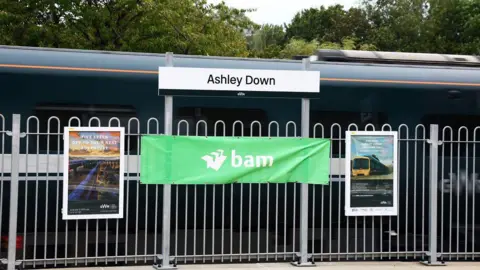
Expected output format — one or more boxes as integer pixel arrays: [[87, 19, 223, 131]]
[[33, 103, 137, 154], [175, 107, 268, 137], [310, 110, 388, 157]]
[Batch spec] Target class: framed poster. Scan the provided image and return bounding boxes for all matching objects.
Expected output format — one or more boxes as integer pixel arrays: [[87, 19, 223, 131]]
[[62, 127, 125, 220], [345, 131, 398, 216]]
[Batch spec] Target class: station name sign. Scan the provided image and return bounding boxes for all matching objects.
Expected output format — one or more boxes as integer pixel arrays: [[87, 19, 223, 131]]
[[158, 67, 320, 96]]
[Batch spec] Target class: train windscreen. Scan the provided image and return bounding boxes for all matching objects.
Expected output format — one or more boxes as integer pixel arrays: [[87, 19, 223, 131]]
[[352, 158, 369, 169]]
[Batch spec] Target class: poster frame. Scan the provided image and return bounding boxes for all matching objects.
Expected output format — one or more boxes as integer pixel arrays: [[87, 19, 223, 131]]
[[345, 130, 398, 216], [62, 126, 125, 220]]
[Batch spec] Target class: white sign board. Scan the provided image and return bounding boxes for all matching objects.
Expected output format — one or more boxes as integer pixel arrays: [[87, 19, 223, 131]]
[[345, 131, 398, 216], [158, 67, 320, 93]]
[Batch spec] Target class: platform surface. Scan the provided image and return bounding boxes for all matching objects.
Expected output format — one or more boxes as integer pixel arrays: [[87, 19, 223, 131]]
[[43, 261, 479, 270]]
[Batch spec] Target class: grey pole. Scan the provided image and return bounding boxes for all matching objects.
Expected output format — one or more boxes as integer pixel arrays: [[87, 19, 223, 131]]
[[155, 52, 176, 269], [7, 114, 22, 270], [291, 58, 315, 267], [421, 124, 445, 266]]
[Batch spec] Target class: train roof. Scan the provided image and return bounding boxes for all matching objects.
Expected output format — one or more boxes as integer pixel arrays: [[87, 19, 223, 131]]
[[1, 45, 480, 91]]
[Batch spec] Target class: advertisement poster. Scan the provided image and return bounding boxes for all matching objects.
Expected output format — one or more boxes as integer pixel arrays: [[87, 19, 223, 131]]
[[62, 127, 124, 220], [345, 131, 398, 216]]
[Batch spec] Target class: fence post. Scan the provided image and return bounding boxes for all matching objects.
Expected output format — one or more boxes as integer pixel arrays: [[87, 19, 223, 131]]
[[421, 124, 445, 266], [6, 114, 23, 270], [154, 52, 176, 269], [291, 58, 315, 267]]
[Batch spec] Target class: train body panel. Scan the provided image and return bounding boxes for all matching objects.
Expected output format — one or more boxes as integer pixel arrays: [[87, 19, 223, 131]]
[[0, 46, 480, 262]]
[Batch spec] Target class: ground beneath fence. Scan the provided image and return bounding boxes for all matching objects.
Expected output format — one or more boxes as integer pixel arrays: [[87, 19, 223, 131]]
[[43, 261, 480, 270]]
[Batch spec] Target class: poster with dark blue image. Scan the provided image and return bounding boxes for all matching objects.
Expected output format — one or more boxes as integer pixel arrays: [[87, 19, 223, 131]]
[[345, 131, 398, 216]]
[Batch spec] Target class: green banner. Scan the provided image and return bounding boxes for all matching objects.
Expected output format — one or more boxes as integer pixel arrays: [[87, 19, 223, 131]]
[[140, 136, 331, 185]]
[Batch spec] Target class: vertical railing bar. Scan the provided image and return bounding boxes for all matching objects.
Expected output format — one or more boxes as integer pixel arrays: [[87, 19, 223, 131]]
[[413, 126, 418, 259], [422, 126, 427, 259], [346, 124, 354, 260], [146, 118, 158, 263], [134, 120, 141, 264], [174, 129, 179, 265], [248, 170, 252, 261], [85, 117, 101, 266], [184, 183, 188, 264], [216, 120, 226, 263], [177, 120, 189, 264], [252, 122, 262, 262], [230, 183, 233, 263], [22, 120, 29, 263], [115, 122, 120, 265], [287, 121, 297, 261], [396, 125, 402, 260], [338, 126, 342, 261], [285, 122, 292, 260], [440, 127, 447, 257], [319, 123, 325, 262], [456, 128, 461, 260], [232, 121, 244, 262], [95, 220, 99, 265], [472, 127, 478, 260], [212, 183, 216, 262], [421, 124, 444, 266], [449, 127, 453, 261], [403, 125, 410, 260], [7, 114, 21, 270], [329, 124, 338, 262], [45, 117, 59, 267], [0, 115, 4, 264], [107, 117, 122, 266], [153, 111, 160, 265], [202, 182, 207, 263], [464, 128, 469, 260], [124, 119, 134, 264], [54, 121, 61, 267], [184, 186, 189, 263], [174, 183, 178, 260], [23, 117, 37, 264], [0, 115, 5, 266]]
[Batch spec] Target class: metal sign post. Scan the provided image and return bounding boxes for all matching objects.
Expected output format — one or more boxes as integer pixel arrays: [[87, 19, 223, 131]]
[[291, 58, 315, 267], [421, 124, 446, 266], [154, 52, 176, 270]]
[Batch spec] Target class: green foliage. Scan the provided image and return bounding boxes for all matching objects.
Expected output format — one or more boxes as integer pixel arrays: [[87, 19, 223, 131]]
[[0, 0, 257, 57], [278, 37, 376, 59], [1, 0, 480, 58], [279, 38, 320, 59], [247, 24, 286, 58], [286, 5, 372, 45]]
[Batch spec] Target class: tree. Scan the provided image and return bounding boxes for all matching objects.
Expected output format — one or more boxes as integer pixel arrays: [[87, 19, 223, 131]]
[[361, 0, 480, 54], [0, 0, 75, 47], [285, 5, 372, 46], [0, 0, 258, 57], [248, 24, 286, 51], [247, 24, 286, 58], [426, 0, 480, 55], [279, 37, 377, 59], [361, 0, 432, 52]]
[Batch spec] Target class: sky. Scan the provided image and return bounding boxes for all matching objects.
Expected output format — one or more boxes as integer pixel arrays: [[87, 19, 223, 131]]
[[208, 0, 360, 25]]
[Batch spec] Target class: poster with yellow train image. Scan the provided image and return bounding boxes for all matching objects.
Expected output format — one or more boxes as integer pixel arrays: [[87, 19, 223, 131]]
[[345, 131, 398, 216]]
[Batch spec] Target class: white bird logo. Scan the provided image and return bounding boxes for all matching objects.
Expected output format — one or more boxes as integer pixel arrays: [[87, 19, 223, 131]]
[[202, 149, 227, 171]]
